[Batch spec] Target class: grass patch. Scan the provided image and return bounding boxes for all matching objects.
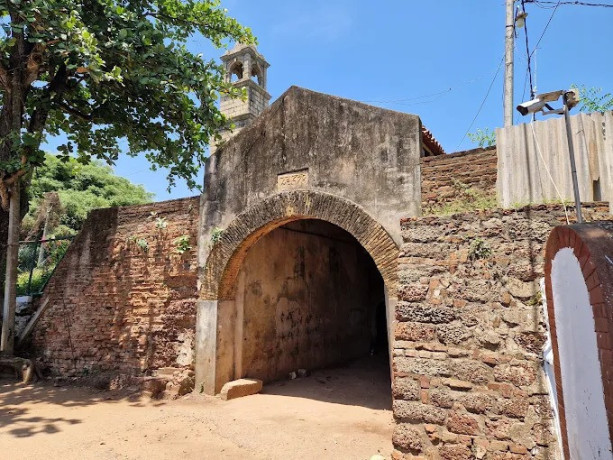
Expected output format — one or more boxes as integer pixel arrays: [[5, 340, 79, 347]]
[[16, 268, 53, 296], [426, 179, 497, 216]]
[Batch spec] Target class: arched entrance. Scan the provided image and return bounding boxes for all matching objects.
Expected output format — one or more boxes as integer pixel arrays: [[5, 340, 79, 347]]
[[196, 191, 399, 395], [233, 218, 387, 383]]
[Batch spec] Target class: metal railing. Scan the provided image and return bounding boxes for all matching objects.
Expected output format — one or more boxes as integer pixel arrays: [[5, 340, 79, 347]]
[[17, 236, 73, 296]]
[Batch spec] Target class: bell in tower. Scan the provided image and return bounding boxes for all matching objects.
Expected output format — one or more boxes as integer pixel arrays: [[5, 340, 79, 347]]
[[213, 43, 271, 152]]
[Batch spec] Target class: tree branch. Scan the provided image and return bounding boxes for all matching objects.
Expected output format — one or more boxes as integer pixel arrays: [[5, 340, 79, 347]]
[[4, 164, 28, 186], [57, 101, 93, 121], [0, 181, 8, 210], [0, 63, 9, 92], [24, 44, 45, 87]]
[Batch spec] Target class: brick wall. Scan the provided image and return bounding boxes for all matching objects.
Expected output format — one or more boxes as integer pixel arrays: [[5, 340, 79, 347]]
[[392, 203, 611, 459], [421, 147, 497, 213], [29, 197, 200, 396]]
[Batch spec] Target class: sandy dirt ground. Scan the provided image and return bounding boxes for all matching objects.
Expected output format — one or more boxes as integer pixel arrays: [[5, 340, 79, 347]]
[[0, 357, 393, 460]]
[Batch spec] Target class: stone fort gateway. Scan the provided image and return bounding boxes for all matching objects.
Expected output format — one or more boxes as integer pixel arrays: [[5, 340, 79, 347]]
[[20, 44, 613, 458]]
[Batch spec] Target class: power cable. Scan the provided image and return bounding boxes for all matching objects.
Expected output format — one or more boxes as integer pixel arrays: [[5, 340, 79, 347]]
[[360, 74, 492, 107], [360, 88, 452, 105], [530, 0, 562, 59], [456, 55, 505, 150], [520, 0, 536, 99], [527, 0, 613, 7]]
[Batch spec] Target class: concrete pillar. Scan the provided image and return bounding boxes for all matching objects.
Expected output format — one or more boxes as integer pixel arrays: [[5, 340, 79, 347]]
[[194, 299, 218, 395], [384, 284, 397, 380], [242, 56, 251, 82]]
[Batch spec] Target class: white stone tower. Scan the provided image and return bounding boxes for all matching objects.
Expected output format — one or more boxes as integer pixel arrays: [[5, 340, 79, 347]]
[[214, 43, 271, 150]]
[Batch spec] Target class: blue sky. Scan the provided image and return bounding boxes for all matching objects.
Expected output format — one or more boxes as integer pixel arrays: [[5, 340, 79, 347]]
[[44, 0, 613, 200]]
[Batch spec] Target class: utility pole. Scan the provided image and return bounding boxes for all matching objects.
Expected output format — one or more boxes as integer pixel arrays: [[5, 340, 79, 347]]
[[563, 93, 584, 223], [504, 0, 515, 127]]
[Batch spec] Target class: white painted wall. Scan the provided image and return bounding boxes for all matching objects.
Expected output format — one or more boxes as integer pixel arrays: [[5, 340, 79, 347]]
[[552, 248, 612, 459], [540, 278, 563, 457]]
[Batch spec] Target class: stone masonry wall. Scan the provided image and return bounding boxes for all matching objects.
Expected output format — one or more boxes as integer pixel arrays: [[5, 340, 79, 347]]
[[421, 147, 497, 212], [29, 197, 200, 397], [392, 202, 611, 459]]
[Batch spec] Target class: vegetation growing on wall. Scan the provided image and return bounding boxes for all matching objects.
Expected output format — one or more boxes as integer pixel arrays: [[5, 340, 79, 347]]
[[426, 179, 497, 216], [467, 128, 496, 148]]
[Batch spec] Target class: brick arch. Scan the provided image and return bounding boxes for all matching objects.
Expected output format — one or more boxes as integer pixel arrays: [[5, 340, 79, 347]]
[[201, 190, 399, 301], [544, 223, 613, 460]]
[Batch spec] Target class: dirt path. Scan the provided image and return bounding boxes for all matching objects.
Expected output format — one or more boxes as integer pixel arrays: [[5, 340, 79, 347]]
[[0, 359, 393, 459]]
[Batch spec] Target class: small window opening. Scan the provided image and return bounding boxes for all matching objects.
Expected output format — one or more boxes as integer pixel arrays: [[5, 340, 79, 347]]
[[230, 62, 243, 82], [251, 64, 262, 85]]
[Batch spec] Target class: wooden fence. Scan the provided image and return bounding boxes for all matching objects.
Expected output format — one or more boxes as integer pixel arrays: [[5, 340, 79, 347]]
[[496, 111, 613, 210]]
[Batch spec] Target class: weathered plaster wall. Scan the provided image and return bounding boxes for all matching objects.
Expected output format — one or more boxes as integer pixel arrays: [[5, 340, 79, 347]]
[[420, 147, 497, 213], [28, 197, 200, 396], [391, 203, 611, 460], [197, 190, 400, 393], [236, 219, 383, 383], [199, 85, 422, 260]]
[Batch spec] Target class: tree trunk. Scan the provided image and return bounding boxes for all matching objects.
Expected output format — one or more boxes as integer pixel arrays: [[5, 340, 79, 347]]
[[0, 208, 7, 308], [1, 184, 20, 354], [37, 206, 51, 267]]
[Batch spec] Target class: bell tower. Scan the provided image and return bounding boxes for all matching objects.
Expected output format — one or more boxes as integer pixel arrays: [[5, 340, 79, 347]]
[[214, 43, 271, 150]]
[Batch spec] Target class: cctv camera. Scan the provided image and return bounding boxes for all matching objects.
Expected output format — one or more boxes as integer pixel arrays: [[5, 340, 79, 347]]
[[516, 98, 548, 116]]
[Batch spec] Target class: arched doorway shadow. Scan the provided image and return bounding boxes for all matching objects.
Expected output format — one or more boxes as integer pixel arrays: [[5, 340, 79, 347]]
[[197, 191, 399, 396]]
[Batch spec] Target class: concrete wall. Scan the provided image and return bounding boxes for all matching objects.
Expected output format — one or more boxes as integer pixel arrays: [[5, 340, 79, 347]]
[[199, 85, 422, 256], [198, 86, 420, 393], [234, 219, 383, 383], [497, 111, 613, 209]]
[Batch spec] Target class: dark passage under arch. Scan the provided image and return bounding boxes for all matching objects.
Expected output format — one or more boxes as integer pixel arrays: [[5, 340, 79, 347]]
[[231, 219, 390, 405]]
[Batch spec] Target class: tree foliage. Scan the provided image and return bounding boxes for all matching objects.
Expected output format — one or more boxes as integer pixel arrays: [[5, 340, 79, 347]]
[[467, 128, 496, 148], [571, 85, 613, 114], [0, 0, 253, 344], [0, 0, 254, 206], [23, 153, 153, 238]]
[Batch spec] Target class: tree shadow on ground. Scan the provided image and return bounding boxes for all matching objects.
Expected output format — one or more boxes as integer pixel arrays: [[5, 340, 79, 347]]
[[260, 354, 392, 411], [0, 378, 165, 438]]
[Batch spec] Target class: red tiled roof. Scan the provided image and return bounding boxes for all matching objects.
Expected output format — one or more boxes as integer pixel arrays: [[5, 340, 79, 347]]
[[422, 126, 445, 156]]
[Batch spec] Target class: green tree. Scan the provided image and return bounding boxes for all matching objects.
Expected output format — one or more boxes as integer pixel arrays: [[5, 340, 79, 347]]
[[467, 128, 496, 148], [23, 153, 153, 238], [0, 0, 253, 353], [571, 85, 613, 113]]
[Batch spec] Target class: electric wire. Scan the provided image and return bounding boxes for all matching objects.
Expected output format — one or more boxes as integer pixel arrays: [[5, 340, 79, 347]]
[[456, 55, 505, 150], [359, 88, 452, 105], [530, 0, 563, 59], [520, 0, 536, 99], [359, 73, 491, 107], [527, 0, 613, 7]]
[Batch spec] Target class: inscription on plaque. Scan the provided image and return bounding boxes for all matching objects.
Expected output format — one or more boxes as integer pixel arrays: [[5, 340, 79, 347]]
[[277, 170, 309, 191]]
